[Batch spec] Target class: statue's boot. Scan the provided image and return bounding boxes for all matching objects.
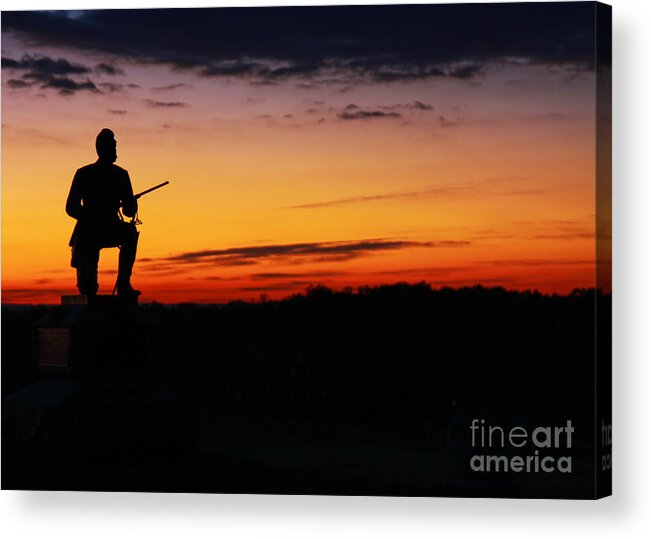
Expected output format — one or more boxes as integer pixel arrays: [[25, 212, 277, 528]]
[[117, 281, 142, 298], [117, 228, 140, 298]]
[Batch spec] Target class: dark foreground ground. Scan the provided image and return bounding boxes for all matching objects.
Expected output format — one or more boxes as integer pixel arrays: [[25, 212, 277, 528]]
[[1, 283, 609, 497]]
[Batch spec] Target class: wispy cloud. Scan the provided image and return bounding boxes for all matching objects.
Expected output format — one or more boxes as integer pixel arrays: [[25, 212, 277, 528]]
[[337, 103, 401, 121], [147, 238, 467, 267], [484, 258, 593, 267], [151, 82, 193, 92], [510, 218, 595, 241], [284, 178, 543, 210], [438, 115, 461, 127], [248, 270, 345, 280], [406, 101, 433, 111], [95, 62, 124, 75], [144, 99, 188, 108], [1, 287, 68, 303], [98, 82, 125, 93], [527, 232, 594, 240], [1, 125, 76, 145], [241, 282, 313, 292]]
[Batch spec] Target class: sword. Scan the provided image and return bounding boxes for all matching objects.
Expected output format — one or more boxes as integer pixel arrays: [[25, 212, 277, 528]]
[[112, 180, 170, 295], [135, 180, 170, 199]]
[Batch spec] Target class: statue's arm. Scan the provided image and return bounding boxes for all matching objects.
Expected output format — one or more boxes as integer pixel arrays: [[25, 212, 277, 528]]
[[121, 170, 138, 218], [65, 169, 84, 220]]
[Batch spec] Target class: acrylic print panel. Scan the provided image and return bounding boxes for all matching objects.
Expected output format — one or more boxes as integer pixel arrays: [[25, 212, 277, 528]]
[[1, 2, 611, 498]]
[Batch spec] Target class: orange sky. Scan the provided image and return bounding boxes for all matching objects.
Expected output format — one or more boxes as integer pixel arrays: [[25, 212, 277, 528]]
[[1, 21, 601, 304]]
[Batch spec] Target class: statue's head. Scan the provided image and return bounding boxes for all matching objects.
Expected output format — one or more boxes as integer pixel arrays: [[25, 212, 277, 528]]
[[96, 128, 117, 163]]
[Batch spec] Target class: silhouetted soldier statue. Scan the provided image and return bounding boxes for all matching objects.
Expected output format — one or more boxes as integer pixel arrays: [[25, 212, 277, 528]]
[[66, 129, 140, 299]]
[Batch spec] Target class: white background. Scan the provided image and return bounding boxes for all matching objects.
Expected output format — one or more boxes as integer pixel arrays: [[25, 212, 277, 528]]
[[1, 0, 649, 537]]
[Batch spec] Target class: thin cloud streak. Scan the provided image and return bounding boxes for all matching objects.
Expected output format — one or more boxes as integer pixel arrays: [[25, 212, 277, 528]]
[[283, 179, 544, 210], [150, 238, 470, 266], [484, 258, 594, 267]]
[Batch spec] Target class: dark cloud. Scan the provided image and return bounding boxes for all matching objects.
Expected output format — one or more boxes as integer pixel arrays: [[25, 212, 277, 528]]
[[370, 63, 483, 83], [2, 53, 90, 75], [371, 66, 444, 83], [2, 57, 20, 68], [338, 108, 401, 121], [2, 4, 597, 87], [410, 101, 433, 111], [95, 62, 124, 75], [2, 53, 100, 94], [211, 259, 258, 267], [144, 99, 188, 107], [265, 61, 322, 80], [200, 62, 261, 77], [449, 63, 483, 79], [151, 82, 192, 91], [7, 78, 31, 88], [108, 109, 127, 115], [151, 238, 448, 266], [379, 101, 434, 112], [29, 74, 99, 95]]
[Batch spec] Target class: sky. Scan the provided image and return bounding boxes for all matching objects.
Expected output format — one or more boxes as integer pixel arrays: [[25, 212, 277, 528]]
[[1, 3, 607, 303]]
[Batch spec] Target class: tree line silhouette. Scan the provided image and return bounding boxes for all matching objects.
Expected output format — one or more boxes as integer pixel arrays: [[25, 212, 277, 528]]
[[2, 283, 604, 423]]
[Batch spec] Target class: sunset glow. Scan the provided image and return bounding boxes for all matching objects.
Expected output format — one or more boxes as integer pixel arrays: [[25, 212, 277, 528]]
[[1, 5, 601, 303]]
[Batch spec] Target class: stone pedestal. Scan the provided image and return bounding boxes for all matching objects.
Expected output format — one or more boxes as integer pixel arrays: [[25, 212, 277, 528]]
[[2, 299, 197, 490], [34, 297, 147, 375]]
